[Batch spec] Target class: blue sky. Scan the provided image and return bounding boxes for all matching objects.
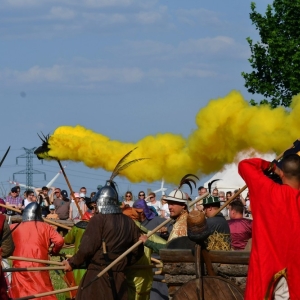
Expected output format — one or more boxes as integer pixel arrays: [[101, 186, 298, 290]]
[[0, 0, 272, 199]]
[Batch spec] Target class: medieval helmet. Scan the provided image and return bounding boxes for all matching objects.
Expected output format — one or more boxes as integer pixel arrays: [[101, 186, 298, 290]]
[[95, 181, 122, 214], [22, 202, 44, 222], [95, 147, 148, 215]]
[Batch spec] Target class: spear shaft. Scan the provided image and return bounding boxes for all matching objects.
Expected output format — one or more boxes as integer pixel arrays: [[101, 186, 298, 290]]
[[57, 160, 83, 219]]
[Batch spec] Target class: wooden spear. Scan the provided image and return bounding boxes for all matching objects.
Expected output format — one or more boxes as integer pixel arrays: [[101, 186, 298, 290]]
[[81, 192, 210, 290], [57, 160, 83, 219], [8, 256, 64, 266], [3, 266, 66, 272], [0, 146, 10, 167], [13, 286, 78, 300], [0, 203, 71, 230]]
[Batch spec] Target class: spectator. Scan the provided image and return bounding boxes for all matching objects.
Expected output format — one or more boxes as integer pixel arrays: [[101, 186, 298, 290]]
[[146, 192, 162, 216], [34, 186, 55, 217], [79, 187, 87, 197], [194, 187, 207, 212], [160, 196, 170, 219], [219, 191, 228, 217], [233, 189, 246, 205], [137, 191, 146, 200], [46, 204, 59, 220], [46, 204, 60, 230], [69, 193, 86, 223], [227, 200, 252, 250], [53, 189, 70, 220], [21, 190, 35, 209], [121, 191, 134, 208], [245, 192, 252, 218], [5, 187, 22, 215], [212, 188, 219, 196]]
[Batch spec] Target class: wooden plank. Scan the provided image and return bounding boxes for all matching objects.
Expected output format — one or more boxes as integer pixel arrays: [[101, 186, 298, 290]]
[[160, 249, 250, 265], [209, 251, 250, 265], [160, 249, 194, 262]]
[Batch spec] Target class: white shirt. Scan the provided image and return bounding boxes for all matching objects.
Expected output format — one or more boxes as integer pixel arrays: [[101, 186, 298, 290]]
[[147, 200, 162, 216]]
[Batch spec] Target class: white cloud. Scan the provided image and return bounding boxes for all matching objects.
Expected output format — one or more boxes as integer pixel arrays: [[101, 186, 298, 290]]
[[114, 36, 248, 62], [176, 36, 249, 59], [82, 12, 127, 25], [0, 65, 65, 83], [148, 67, 216, 80], [135, 11, 162, 24], [80, 67, 144, 83], [176, 8, 223, 26], [0, 65, 144, 85], [49, 7, 76, 20], [81, 0, 135, 8], [122, 40, 174, 57]]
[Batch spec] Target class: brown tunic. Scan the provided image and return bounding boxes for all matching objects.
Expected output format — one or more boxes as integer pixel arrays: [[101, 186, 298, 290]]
[[69, 213, 144, 300]]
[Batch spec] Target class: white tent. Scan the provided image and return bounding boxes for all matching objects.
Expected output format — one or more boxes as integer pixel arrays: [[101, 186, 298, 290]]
[[203, 163, 247, 196], [203, 151, 276, 197]]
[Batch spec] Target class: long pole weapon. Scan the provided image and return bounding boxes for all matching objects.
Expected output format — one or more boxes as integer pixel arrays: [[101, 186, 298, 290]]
[[12, 192, 210, 299], [8, 256, 64, 266], [4, 266, 66, 272], [81, 191, 209, 290], [81, 144, 294, 289], [0, 146, 10, 168], [57, 160, 83, 219]]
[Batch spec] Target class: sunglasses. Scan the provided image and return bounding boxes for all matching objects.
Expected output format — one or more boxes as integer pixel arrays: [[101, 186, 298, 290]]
[[139, 194, 145, 196], [55, 191, 60, 194], [126, 195, 131, 198], [150, 196, 154, 199]]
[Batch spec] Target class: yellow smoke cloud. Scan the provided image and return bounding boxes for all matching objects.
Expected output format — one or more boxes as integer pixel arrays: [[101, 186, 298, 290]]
[[46, 90, 300, 183]]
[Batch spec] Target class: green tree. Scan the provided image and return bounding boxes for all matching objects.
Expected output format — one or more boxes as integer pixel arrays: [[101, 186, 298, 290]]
[[242, 0, 300, 108]]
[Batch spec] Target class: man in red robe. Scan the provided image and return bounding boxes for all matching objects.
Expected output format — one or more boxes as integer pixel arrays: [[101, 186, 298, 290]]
[[238, 153, 300, 299], [10, 202, 64, 299]]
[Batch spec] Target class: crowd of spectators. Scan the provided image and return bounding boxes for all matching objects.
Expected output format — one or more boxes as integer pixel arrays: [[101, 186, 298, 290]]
[[0, 185, 252, 250]]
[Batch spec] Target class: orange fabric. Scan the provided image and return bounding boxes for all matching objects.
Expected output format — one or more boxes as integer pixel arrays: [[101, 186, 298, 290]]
[[123, 207, 143, 221], [10, 221, 64, 300]]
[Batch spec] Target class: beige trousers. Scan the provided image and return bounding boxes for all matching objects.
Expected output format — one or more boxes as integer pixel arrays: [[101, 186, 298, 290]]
[[273, 277, 290, 300]]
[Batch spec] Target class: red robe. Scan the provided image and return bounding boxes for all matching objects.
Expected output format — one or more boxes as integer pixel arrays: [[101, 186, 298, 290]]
[[10, 221, 64, 300], [239, 158, 300, 299]]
